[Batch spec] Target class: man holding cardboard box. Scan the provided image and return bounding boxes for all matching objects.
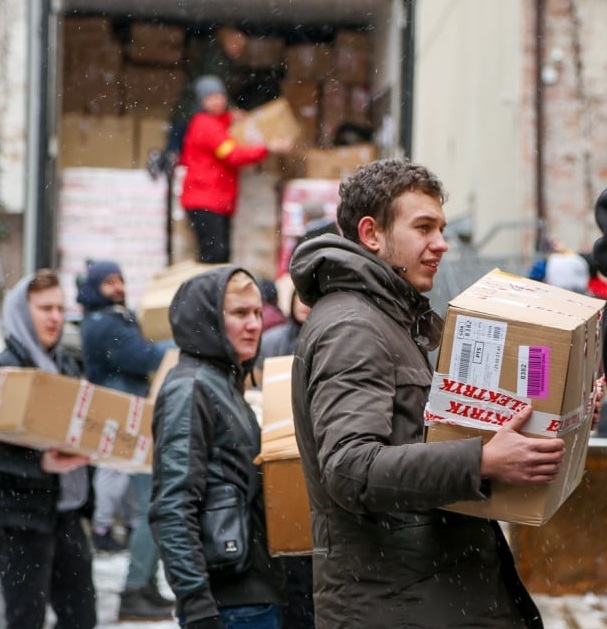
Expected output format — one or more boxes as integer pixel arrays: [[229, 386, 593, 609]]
[[77, 259, 174, 621], [289, 159, 565, 629], [0, 269, 96, 629]]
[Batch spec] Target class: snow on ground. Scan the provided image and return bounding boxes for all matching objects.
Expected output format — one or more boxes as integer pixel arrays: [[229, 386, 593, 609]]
[[44, 551, 178, 629]]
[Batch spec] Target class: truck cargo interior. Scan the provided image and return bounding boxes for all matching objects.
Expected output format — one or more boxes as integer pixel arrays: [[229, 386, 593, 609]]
[[54, 0, 407, 318]]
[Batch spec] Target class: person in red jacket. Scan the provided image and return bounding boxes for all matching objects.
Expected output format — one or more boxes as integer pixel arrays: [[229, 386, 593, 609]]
[[180, 75, 291, 263]]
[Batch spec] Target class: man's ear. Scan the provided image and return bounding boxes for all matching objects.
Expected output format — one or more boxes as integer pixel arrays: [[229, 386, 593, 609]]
[[358, 216, 381, 252]]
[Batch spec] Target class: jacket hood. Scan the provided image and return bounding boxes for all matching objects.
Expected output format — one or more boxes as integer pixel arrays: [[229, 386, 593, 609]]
[[169, 265, 260, 376], [2, 273, 64, 373], [77, 260, 123, 310], [289, 234, 442, 351], [593, 187, 607, 276]]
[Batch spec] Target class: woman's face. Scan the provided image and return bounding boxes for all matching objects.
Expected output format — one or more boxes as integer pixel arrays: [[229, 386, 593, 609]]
[[223, 285, 263, 364]]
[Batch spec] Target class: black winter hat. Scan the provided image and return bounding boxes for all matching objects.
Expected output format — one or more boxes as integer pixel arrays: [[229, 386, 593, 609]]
[[592, 188, 607, 276]]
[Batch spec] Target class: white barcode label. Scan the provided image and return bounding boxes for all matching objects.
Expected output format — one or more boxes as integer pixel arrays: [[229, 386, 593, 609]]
[[449, 315, 507, 389]]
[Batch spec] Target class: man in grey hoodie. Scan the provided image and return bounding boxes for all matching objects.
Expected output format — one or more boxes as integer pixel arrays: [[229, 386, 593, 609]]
[[0, 269, 96, 629]]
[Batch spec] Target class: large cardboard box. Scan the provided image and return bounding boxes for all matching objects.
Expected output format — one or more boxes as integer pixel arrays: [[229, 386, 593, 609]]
[[135, 117, 171, 169], [60, 114, 136, 169], [295, 144, 377, 179], [128, 22, 184, 65], [280, 80, 320, 147], [318, 79, 348, 147], [122, 65, 185, 115], [334, 30, 371, 84], [230, 97, 301, 147], [138, 261, 226, 341], [424, 269, 604, 526], [62, 42, 124, 115], [257, 356, 312, 556], [0, 369, 153, 470], [284, 43, 333, 81], [240, 36, 285, 68]]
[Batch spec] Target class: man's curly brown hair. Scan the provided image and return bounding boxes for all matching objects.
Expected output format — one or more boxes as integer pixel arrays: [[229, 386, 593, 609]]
[[337, 159, 447, 243]]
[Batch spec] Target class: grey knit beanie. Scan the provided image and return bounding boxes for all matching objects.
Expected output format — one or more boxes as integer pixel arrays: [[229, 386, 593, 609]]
[[195, 75, 227, 108]]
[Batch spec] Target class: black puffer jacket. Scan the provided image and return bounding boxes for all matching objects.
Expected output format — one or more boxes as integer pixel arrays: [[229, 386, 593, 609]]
[[149, 266, 284, 627], [592, 187, 607, 370], [0, 338, 81, 532], [290, 235, 542, 629]]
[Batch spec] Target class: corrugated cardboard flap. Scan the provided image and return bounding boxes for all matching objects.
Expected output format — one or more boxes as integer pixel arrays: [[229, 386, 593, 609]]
[[450, 269, 605, 329]]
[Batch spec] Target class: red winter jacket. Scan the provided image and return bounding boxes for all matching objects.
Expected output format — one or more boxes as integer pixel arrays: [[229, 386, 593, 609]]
[[180, 111, 268, 215]]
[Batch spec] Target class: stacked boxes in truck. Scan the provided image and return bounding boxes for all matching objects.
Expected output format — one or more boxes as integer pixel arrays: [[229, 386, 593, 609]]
[[57, 3, 397, 315]]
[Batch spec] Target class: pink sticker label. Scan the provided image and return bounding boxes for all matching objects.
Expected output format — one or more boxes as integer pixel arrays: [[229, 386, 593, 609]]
[[518, 346, 550, 399]]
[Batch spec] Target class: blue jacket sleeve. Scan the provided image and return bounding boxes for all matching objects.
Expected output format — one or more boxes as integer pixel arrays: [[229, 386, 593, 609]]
[[82, 311, 166, 378]]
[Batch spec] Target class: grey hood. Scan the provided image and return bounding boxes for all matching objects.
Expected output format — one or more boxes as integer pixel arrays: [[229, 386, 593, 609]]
[[3, 273, 63, 373]]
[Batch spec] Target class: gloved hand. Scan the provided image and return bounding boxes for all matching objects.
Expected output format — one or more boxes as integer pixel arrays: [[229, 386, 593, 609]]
[[186, 616, 225, 629]]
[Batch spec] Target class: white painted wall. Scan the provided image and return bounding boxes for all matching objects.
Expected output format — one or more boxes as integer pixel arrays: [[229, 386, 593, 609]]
[[0, 0, 27, 214], [413, 0, 527, 256], [371, 0, 403, 156]]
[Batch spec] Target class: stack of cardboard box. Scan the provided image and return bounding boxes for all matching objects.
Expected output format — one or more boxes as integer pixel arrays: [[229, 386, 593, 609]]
[[60, 17, 184, 169], [122, 22, 185, 117], [257, 356, 312, 556], [62, 16, 123, 116]]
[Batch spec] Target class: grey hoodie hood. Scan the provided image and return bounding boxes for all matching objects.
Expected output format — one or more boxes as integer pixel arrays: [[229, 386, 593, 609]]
[[3, 274, 87, 512], [289, 233, 443, 352], [169, 265, 260, 379], [2, 274, 63, 373]]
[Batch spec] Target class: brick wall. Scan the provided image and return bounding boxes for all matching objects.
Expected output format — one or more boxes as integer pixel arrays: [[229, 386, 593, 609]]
[[522, 0, 607, 252]]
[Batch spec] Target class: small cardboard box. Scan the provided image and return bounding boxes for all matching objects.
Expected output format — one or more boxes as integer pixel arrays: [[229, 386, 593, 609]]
[[230, 97, 301, 147], [0, 369, 153, 470], [257, 355, 312, 556], [295, 144, 377, 179], [424, 269, 604, 526]]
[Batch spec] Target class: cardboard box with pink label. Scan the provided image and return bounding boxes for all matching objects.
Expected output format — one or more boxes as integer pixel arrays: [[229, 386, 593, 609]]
[[425, 269, 604, 526]]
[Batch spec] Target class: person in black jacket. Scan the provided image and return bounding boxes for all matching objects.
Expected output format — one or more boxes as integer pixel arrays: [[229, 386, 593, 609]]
[[149, 266, 284, 629], [592, 187, 607, 434], [0, 269, 96, 629]]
